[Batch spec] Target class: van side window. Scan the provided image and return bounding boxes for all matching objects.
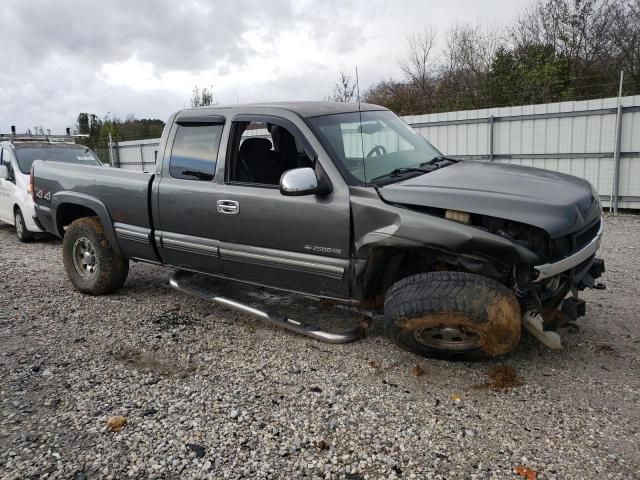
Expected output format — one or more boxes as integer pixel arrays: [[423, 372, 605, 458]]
[[169, 124, 223, 181], [0, 148, 13, 179]]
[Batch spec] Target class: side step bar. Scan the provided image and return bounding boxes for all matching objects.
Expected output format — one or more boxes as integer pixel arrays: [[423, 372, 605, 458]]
[[169, 270, 365, 344]]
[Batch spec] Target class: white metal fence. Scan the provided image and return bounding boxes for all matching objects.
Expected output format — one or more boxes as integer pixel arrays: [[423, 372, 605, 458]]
[[110, 95, 640, 209]]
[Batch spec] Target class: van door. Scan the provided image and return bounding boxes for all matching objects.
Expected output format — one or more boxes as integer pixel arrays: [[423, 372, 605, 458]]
[[0, 148, 15, 223]]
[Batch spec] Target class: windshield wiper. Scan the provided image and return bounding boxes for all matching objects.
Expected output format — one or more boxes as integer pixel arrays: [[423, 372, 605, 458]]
[[369, 167, 431, 183], [419, 156, 455, 167]]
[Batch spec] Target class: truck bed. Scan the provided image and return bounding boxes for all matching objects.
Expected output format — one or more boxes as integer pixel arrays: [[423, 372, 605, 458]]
[[33, 162, 155, 257]]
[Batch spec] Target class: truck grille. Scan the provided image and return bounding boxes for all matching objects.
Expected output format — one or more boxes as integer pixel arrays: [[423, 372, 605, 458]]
[[550, 219, 600, 262]]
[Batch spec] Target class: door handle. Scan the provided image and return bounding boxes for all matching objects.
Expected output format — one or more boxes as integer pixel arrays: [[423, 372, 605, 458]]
[[217, 199, 239, 215]]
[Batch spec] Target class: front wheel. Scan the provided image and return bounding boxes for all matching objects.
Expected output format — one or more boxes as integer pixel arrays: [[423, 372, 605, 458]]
[[62, 217, 129, 295], [15, 208, 35, 242], [384, 271, 521, 360]]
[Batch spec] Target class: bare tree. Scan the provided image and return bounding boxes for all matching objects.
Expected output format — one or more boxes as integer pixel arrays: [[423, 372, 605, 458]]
[[513, 0, 618, 78], [191, 85, 215, 107], [610, 0, 640, 90], [399, 28, 437, 111], [329, 71, 357, 102]]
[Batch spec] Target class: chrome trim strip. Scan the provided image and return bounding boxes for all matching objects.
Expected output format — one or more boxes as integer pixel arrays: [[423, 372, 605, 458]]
[[169, 270, 363, 344], [219, 248, 344, 279], [534, 221, 603, 281], [162, 237, 219, 257]]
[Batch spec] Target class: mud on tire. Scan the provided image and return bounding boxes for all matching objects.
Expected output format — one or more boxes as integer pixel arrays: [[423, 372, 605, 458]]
[[62, 217, 129, 295], [384, 271, 521, 360]]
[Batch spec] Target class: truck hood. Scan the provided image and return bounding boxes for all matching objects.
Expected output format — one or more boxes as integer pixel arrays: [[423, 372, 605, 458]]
[[377, 160, 600, 237]]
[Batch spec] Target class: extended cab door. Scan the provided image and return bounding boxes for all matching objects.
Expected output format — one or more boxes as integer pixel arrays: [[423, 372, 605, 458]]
[[154, 116, 227, 274], [213, 114, 351, 299]]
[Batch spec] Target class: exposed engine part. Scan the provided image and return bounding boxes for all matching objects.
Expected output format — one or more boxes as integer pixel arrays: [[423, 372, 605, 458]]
[[522, 310, 563, 350], [561, 297, 586, 321], [445, 209, 471, 224]]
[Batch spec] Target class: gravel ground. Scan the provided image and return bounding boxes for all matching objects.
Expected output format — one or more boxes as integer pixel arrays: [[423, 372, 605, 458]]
[[0, 214, 639, 479]]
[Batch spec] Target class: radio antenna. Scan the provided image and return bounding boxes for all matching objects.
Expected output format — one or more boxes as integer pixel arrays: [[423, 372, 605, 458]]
[[356, 66, 366, 182]]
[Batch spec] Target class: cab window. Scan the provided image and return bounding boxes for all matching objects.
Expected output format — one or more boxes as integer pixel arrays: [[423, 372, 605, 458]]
[[169, 124, 223, 181]]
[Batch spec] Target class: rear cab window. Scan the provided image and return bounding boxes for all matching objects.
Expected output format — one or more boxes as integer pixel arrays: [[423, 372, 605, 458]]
[[169, 124, 224, 181]]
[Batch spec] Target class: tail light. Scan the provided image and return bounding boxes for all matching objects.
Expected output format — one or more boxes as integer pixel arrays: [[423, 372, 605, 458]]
[[28, 166, 34, 199]]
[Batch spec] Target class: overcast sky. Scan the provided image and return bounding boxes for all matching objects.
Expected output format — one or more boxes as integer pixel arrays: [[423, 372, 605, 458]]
[[0, 0, 526, 132]]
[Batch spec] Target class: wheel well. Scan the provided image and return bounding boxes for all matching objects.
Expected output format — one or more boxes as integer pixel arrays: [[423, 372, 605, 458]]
[[13, 204, 21, 215], [361, 248, 431, 310], [57, 204, 98, 235], [361, 247, 509, 310]]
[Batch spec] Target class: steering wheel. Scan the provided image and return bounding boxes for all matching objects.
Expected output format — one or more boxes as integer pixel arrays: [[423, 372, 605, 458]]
[[366, 145, 387, 158]]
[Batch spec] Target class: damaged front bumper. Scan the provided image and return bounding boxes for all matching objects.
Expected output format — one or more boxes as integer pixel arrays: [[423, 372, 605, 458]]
[[533, 221, 603, 281]]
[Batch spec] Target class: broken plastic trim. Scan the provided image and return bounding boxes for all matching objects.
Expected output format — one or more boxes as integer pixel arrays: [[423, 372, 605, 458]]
[[522, 310, 562, 350], [169, 270, 365, 344]]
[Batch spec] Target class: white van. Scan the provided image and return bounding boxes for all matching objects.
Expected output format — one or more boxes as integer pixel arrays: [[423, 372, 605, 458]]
[[0, 140, 102, 241]]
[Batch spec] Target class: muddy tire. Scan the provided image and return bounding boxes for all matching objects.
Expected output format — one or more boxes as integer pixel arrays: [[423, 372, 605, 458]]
[[15, 208, 35, 242], [62, 217, 129, 295], [384, 272, 521, 360]]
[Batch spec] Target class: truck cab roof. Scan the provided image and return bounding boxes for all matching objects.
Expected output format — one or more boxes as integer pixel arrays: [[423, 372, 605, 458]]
[[175, 101, 388, 120]]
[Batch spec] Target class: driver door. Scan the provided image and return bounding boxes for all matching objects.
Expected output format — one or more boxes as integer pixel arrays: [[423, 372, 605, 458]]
[[214, 116, 352, 299]]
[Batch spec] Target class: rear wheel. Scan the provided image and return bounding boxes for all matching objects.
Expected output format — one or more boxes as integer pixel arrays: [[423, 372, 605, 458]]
[[15, 208, 35, 242], [384, 271, 521, 360], [62, 217, 129, 295]]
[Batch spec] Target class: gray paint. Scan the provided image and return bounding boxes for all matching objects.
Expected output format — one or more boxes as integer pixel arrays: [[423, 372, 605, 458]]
[[33, 102, 603, 303]]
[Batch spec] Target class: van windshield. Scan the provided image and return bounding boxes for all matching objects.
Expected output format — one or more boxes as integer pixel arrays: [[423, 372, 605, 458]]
[[14, 146, 101, 174], [308, 110, 443, 185]]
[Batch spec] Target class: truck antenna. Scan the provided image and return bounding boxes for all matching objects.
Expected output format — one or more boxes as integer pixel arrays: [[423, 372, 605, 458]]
[[356, 66, 366, 182]]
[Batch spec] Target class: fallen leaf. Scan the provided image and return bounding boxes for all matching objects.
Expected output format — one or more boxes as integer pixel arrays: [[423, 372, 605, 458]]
[[412, 364, 425, 377], [451, 393, 461, 402], [367, 360, 379, 369], [106, 416, 127, 432], [514, 466, 537, 480]]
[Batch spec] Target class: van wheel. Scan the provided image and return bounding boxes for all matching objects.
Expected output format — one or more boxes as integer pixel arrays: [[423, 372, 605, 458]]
[[15, 208, 35, 242], [384, 272, 521, 360], [62, 217, 129, 295]]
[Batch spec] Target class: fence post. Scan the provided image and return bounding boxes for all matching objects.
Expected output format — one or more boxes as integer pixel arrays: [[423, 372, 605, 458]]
[[114, 141, 120, 168], [108, 133, 114, 167], [489, 115, 495, 162], [139, 143, 145, 172], [611, 71, 624, 214]]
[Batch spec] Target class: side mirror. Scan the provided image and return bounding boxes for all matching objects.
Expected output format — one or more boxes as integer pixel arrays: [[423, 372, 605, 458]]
[[0, 165, 8, 179], [280, 167, 318, 196]]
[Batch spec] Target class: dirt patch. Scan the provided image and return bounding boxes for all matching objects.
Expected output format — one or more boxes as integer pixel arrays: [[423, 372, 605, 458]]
[[152, 311, 197, 329], [473, 365, 524, 391], [113, 350, 197, 375]]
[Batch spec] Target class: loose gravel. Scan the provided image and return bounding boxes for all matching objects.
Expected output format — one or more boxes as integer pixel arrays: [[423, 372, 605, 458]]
[[0, 214, 639, 479]]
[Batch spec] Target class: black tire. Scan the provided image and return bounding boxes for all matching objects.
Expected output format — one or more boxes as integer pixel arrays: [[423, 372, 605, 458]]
[[15, 208, 35, 242], [384, 271, 521, 360], [62, 217, 129, 295]]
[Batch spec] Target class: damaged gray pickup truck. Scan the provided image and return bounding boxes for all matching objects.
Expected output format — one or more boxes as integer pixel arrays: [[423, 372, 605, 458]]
[[32, 102, 605, 359]]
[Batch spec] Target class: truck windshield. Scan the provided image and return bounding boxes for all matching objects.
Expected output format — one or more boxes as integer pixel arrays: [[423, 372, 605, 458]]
[[14, 146, 101, 174], [309, 110, 443, 185]]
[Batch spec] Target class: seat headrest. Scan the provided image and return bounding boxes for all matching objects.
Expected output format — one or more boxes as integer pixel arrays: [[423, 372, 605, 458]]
[[240, 137, 272, 157]]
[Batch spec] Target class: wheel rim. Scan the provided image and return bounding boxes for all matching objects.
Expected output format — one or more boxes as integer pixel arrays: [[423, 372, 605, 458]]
[[413, 325, 481, 351], [72, 236, 99, 278], [15, 212, 23, 238]]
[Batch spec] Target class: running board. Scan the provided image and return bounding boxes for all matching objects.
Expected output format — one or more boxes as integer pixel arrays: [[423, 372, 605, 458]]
[[169, 270, 365, 344]]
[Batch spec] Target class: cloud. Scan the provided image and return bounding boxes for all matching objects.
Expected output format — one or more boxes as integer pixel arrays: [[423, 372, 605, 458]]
[[0, 0, 522, 131]]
